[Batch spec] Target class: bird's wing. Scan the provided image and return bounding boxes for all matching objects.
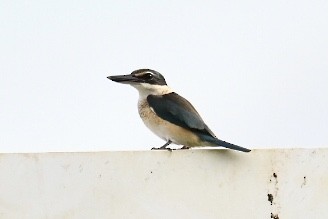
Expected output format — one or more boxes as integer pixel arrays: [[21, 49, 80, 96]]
[[147, 92, 216, 137]]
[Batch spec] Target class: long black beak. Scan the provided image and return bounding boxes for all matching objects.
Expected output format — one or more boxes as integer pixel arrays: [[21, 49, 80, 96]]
[[107, 74, 139, 84]]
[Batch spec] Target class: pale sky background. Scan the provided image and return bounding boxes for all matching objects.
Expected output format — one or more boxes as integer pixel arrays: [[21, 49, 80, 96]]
[[1, 1, 327, 152]]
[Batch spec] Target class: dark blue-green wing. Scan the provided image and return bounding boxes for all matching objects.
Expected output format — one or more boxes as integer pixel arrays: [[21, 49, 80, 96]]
[[147, 92, 216, 137], [147, 92, 251, 152]]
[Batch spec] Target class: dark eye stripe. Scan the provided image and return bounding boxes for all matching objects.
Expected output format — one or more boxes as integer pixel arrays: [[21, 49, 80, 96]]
[[131, 69, 167, 85], [135, 72, 153, 79]]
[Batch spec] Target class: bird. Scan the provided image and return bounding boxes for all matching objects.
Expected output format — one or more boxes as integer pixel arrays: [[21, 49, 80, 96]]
[[107, 69, 251, 152]]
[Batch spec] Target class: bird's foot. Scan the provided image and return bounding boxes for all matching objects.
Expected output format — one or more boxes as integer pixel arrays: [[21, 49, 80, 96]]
[[151, 147, 173, 152], [151, 140, 173, 151], [180, 146, 190, 150]]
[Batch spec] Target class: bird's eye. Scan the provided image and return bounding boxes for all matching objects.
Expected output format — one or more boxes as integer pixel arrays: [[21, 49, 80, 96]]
[[143, 73, 153, 79]]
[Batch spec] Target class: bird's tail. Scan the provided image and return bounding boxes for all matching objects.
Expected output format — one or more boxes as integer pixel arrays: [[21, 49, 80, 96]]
[[201, 135, 251, 152], [214, 138, 251, 152]]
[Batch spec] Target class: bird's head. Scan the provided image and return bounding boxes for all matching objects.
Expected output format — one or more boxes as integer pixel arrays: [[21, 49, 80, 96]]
[[108, 69, 172, 96]]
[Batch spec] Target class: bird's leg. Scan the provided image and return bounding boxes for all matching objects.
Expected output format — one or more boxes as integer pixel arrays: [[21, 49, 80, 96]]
[[151, 140, 172, 151], [180, 145, 190, 150]]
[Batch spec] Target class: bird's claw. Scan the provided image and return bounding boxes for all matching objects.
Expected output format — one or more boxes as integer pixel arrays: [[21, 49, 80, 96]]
[[151, 147, 173, 152], [180, 146, 190, 150]]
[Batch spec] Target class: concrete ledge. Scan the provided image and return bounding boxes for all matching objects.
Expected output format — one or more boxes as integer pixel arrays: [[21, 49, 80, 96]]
[[0, 149, 327, 218]]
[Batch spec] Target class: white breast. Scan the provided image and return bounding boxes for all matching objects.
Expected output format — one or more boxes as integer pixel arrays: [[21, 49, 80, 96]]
[[138, 98, 169, 141], [131, 83, 203, 146], [137, 98, 203, 146]]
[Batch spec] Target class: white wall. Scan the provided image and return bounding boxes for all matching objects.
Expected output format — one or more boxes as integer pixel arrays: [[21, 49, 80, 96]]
[[0, 149, 327, 219]]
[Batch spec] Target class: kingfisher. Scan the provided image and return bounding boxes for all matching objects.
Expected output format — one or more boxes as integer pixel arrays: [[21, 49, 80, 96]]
[[107, 69, 250, 152]]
